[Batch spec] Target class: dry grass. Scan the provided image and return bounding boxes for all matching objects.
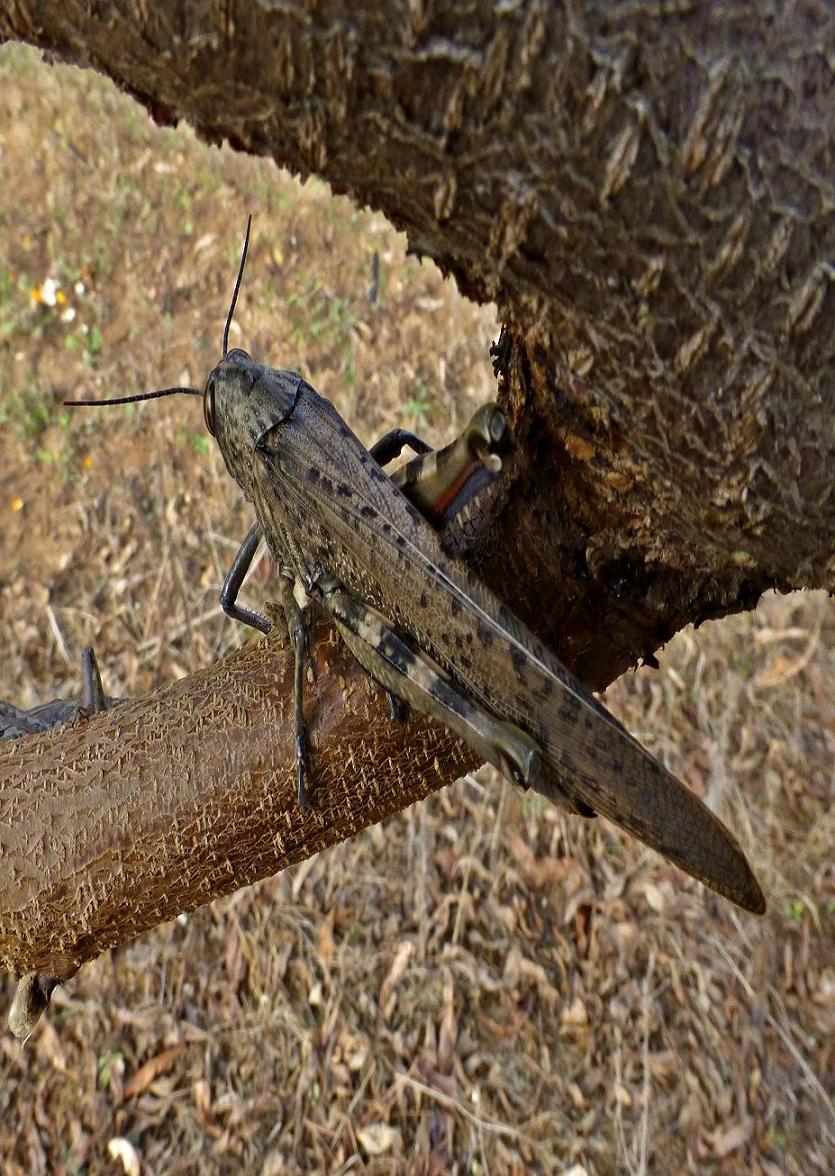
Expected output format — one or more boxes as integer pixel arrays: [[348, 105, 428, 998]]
[[0, 44, 832, 1175]]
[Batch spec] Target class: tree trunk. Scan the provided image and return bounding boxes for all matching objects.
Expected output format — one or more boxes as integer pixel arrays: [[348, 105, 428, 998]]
[[1, 0, 832, 689], [0, 1, 832, 994]]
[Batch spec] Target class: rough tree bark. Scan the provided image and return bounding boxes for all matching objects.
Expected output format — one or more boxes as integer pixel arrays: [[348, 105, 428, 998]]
[[0, 2, 833, 1006], [2, 0, 832, 686], [0, 624, 475, 986]]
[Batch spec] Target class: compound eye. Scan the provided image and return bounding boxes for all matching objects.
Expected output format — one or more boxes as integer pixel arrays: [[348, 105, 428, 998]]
[[203, 377, 216, 437]]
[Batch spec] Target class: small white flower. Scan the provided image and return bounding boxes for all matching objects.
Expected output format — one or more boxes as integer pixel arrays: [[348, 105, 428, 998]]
[[41, 277, 59, 307], [60, 306, 76, 323], [74, 280, 86, 296]]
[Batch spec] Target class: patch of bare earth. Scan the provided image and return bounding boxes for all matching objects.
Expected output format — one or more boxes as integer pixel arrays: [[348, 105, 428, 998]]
[[0, 45, 832, 1175]]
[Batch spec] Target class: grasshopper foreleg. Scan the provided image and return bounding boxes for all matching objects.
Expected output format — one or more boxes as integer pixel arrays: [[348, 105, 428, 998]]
[[220, 522, 271, 634]]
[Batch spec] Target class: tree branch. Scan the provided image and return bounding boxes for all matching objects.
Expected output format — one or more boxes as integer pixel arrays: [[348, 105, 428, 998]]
[[0, 622, 475, 982]]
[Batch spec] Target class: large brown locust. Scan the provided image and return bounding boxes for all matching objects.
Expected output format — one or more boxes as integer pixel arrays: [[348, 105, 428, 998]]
[[69, 220, 765, 914]]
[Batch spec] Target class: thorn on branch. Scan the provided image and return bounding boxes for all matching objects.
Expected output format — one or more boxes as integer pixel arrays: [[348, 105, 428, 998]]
[[8, 973, 59, 1040]]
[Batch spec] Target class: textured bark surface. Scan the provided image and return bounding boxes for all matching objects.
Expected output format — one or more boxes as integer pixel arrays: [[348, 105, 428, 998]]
[[0, 623, 474, 979], [1, 0, 832, 690]]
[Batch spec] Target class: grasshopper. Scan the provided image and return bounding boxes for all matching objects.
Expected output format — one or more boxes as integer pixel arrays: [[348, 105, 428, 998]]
[[68, 220, 765, 914]]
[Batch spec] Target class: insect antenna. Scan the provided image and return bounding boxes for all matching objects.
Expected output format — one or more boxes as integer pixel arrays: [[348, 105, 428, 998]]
[[64, 387, 202, 408], [65, 214, 252, 409], [223, 214, 252, 356]]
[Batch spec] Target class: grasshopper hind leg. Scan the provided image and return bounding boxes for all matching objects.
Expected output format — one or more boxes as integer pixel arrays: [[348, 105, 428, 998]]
[[324, 586, 552, 798], [524, 769, 597, 818], [276, 575, 313, 810], [326, 588, 595, 819], [386, 692, 410, 723]]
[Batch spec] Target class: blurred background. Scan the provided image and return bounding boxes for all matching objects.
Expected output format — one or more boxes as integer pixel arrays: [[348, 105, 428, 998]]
[[0, 43, 832, 1175]]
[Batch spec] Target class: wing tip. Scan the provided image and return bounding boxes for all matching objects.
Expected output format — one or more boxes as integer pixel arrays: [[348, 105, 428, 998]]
[[678, 840, 767, 915], [728, 868, 767, 916], [696, 836, 766, 914]]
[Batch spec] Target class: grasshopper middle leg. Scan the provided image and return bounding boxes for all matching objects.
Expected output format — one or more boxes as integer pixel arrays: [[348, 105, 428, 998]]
[[220, 522, 312, 808]]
